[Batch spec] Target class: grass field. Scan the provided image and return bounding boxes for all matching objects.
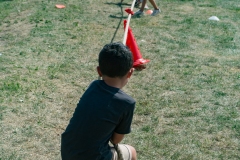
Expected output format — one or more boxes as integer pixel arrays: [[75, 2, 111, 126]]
[[0, 0, 240, 159]]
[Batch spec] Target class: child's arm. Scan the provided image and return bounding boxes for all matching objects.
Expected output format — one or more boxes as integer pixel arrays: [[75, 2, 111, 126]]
[[111, 132, 125, 144]]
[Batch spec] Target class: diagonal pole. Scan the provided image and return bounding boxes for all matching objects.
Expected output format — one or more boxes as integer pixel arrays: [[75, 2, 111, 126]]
[[100, 0, 137, 80], [122, 0, 136, 45]]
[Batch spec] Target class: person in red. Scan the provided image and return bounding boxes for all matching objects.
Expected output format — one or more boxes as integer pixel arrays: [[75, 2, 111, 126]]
[[61, 42, 137, 160]]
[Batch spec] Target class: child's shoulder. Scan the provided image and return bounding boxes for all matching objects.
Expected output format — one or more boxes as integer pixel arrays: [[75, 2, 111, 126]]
[[116, 89, 136, 104]]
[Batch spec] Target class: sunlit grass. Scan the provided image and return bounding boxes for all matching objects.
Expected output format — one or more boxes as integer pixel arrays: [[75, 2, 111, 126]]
[[0, 0, 240, 159]]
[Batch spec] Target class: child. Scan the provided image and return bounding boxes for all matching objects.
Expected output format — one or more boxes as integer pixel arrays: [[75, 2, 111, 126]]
[[61, 42, 137, 160], [134, 0, 161, 16]]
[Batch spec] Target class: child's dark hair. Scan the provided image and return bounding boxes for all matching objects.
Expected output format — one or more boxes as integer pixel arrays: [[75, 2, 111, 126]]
[[98, 42, 133, 78]]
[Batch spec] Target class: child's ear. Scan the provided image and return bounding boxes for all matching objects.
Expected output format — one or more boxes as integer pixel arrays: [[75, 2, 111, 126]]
[[97, 66, 102, 77], [127, 68, 134, 78]]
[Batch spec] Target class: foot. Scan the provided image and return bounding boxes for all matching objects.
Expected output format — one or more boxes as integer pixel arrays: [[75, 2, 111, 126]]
[[134, 10, 144, 16], [151, 9, 161, 16]]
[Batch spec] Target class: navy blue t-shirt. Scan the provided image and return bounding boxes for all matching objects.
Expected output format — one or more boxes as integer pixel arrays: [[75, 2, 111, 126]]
[[61, 80, 135, 160]]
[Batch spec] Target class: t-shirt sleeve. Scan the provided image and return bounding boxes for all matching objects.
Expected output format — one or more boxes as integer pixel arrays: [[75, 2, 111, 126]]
[[114, 102, 135, 134]]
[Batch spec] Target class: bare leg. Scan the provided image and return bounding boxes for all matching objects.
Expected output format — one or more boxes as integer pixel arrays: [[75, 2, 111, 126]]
[[139, 0, 147, 11], [148, 0, 159, 10], [140, 0, 159, 11], [127, 145, 137, 160]]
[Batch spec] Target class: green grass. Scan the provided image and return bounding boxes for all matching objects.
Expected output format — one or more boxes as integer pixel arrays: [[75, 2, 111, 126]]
[[0, 0, 240, 159]]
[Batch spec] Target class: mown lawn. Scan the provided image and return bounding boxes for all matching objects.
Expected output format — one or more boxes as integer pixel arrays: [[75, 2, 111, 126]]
[[0, 0, 240, 159]]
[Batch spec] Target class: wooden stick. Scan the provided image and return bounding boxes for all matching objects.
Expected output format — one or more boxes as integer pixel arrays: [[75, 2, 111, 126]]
[[123, 0, 137, 45]]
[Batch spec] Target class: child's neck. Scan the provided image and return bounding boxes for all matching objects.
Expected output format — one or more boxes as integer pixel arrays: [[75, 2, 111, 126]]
[[102, 76, 127, 89]]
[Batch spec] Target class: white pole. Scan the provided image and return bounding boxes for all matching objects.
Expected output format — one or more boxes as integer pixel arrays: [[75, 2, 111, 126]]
[[122, 0, 136, 45]]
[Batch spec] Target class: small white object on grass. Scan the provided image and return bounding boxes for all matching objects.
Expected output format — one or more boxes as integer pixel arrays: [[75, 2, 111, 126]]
[[209, 16, 220, 21]]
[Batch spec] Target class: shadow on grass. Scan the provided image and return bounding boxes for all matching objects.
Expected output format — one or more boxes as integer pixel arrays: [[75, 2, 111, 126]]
[[0, 0, 13, 2], [105, 2, 130, 7], [105, 2, 129, 43]]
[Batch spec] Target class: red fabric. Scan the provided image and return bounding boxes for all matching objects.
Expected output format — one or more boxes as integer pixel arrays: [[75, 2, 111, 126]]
[[125, 8, 134, 15], [123, 20, 150, 67]]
